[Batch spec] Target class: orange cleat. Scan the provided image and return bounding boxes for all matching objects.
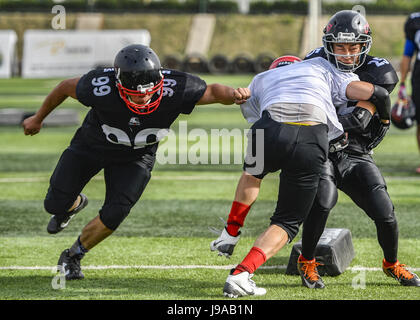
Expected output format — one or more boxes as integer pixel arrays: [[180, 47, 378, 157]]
[[297, 255, 325, 289], [382, 259, 420, 286]]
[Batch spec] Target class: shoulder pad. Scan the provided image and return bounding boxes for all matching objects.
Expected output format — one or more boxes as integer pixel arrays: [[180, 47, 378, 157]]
[[404, 13, 420, 40], [360, 56, 399, 93], [162, 68, 185, 77], [304, 47, 327, 61]]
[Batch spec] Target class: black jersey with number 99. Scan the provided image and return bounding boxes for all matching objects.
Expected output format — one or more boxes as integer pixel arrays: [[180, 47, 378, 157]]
[[71, 68, 207, 160]]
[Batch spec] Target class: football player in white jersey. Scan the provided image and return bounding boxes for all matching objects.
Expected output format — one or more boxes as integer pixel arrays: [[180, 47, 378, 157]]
[[216, 53, 390, 297]]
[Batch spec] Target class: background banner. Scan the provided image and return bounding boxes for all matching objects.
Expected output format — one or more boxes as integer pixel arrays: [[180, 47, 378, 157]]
[[22, 29, 151, 78], [0, 30, 18, 78]]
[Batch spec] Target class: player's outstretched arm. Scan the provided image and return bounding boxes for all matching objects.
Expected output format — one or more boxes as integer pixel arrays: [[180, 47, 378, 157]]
[[197, 84, 250, 106], [22, 77, 80, 136]]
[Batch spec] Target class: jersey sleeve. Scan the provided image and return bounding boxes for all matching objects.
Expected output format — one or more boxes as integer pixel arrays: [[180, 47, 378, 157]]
[[180, 73, 207, 114], [303, 47, 327, 60], [405, 15, 416, 41], [330, 71, 360, 106], [75, 70, 97, 107], [363, 57, 399, 93], [404, 13, 420, 43], [404, 39, 416, 57], [75, 68, 117, 108]]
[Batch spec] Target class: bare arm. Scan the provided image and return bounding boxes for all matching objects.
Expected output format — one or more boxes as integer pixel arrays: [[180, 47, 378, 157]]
[[22, 77, 80, 135], [197, 84, 250, 105], [356, 100, 376, 115], [399, 55, 412, 84], [345, 81, 374, 101]]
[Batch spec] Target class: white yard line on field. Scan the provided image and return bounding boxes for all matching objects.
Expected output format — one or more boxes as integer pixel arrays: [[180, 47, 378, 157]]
[[0, 265, 419, 272]]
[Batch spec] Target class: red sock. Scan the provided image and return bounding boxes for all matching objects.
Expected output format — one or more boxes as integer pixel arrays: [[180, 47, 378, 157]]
[[233, 247, 266, 275], [226, 201, 251, 236]]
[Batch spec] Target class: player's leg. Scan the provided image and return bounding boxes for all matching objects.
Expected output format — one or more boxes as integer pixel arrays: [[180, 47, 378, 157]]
[[416, 125, 420, 173], [228, 172, 262, 234], [301, 159, 338, 260], [411, 79, 420, 173], [298, 159, 338, 288], [44, 148, 101, 234], [211, 117, 268, 257], [59, 153, 154, 280], [340, 157, 420, 286], [224, 168, 323, 297], [224, 123, 328, 297], [210, 172, 261, 257]]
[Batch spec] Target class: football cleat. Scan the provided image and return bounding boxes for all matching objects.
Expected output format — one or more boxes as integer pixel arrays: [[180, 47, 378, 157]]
[[57, 249, 84, 280], [47, 193, 88, 234], [297, 255, 325, 289], [382, 259, 420, 287], [223, 269, 266, 298], [210, 227, 241, 258]]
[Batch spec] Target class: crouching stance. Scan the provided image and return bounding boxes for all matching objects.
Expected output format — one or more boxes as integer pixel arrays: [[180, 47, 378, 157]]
[[22, 44, 249, 280]]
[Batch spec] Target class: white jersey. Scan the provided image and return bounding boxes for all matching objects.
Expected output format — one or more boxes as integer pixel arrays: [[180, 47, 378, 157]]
[[240, 57, 360, 140]]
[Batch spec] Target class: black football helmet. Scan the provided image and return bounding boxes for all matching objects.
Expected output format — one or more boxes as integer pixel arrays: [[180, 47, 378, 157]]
[[391, 98, 416, 129], [322, 10, 372, 72], [114, 44, 164, 115]]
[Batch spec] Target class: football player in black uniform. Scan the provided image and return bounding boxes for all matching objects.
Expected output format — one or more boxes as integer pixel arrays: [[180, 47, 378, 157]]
[[299, 10, 420, 288], [22, 44, 250, 280], [399, 12, 420, 173]]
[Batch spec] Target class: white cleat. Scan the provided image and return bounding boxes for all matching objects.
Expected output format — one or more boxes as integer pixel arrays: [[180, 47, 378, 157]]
[[223, 270, 266, 298], [210, 228, 241, 258]]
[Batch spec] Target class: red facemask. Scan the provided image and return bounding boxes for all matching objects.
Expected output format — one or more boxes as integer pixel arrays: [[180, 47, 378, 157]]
[[116, 77, 164, 115], [269, 56, 302, 69]]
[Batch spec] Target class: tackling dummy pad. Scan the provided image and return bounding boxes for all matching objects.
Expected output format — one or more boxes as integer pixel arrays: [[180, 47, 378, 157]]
[[286, 228, 354, 276]]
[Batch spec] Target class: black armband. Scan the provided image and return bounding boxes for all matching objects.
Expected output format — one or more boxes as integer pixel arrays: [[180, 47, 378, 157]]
[[368, 85, 391, 120]]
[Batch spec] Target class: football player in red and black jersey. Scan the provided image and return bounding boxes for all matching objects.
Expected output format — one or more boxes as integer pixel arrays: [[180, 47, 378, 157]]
[[22, 44, 250, 280]]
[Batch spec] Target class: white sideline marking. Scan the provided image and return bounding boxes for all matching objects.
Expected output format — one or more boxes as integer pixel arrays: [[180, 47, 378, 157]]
[[1, 175, 419, 183], [0, 265, 419, 272]]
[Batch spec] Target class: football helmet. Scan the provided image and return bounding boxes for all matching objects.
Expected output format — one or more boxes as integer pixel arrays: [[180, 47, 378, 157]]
[[114, 44, 164, 115], [322, 10, 372, 72], [269, 55, 302, 69], [391, 98, 416, 129]]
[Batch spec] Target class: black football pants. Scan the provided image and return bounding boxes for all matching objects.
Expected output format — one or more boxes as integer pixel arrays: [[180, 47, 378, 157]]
[[301, 152, 399, 263], [411, 75, 420, 123], [244, 111, 329, 242], [44, 147, 154, 230]]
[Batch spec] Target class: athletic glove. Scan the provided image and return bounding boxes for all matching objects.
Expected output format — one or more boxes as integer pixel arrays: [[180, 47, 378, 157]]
[[398, 82, 408, 100]]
